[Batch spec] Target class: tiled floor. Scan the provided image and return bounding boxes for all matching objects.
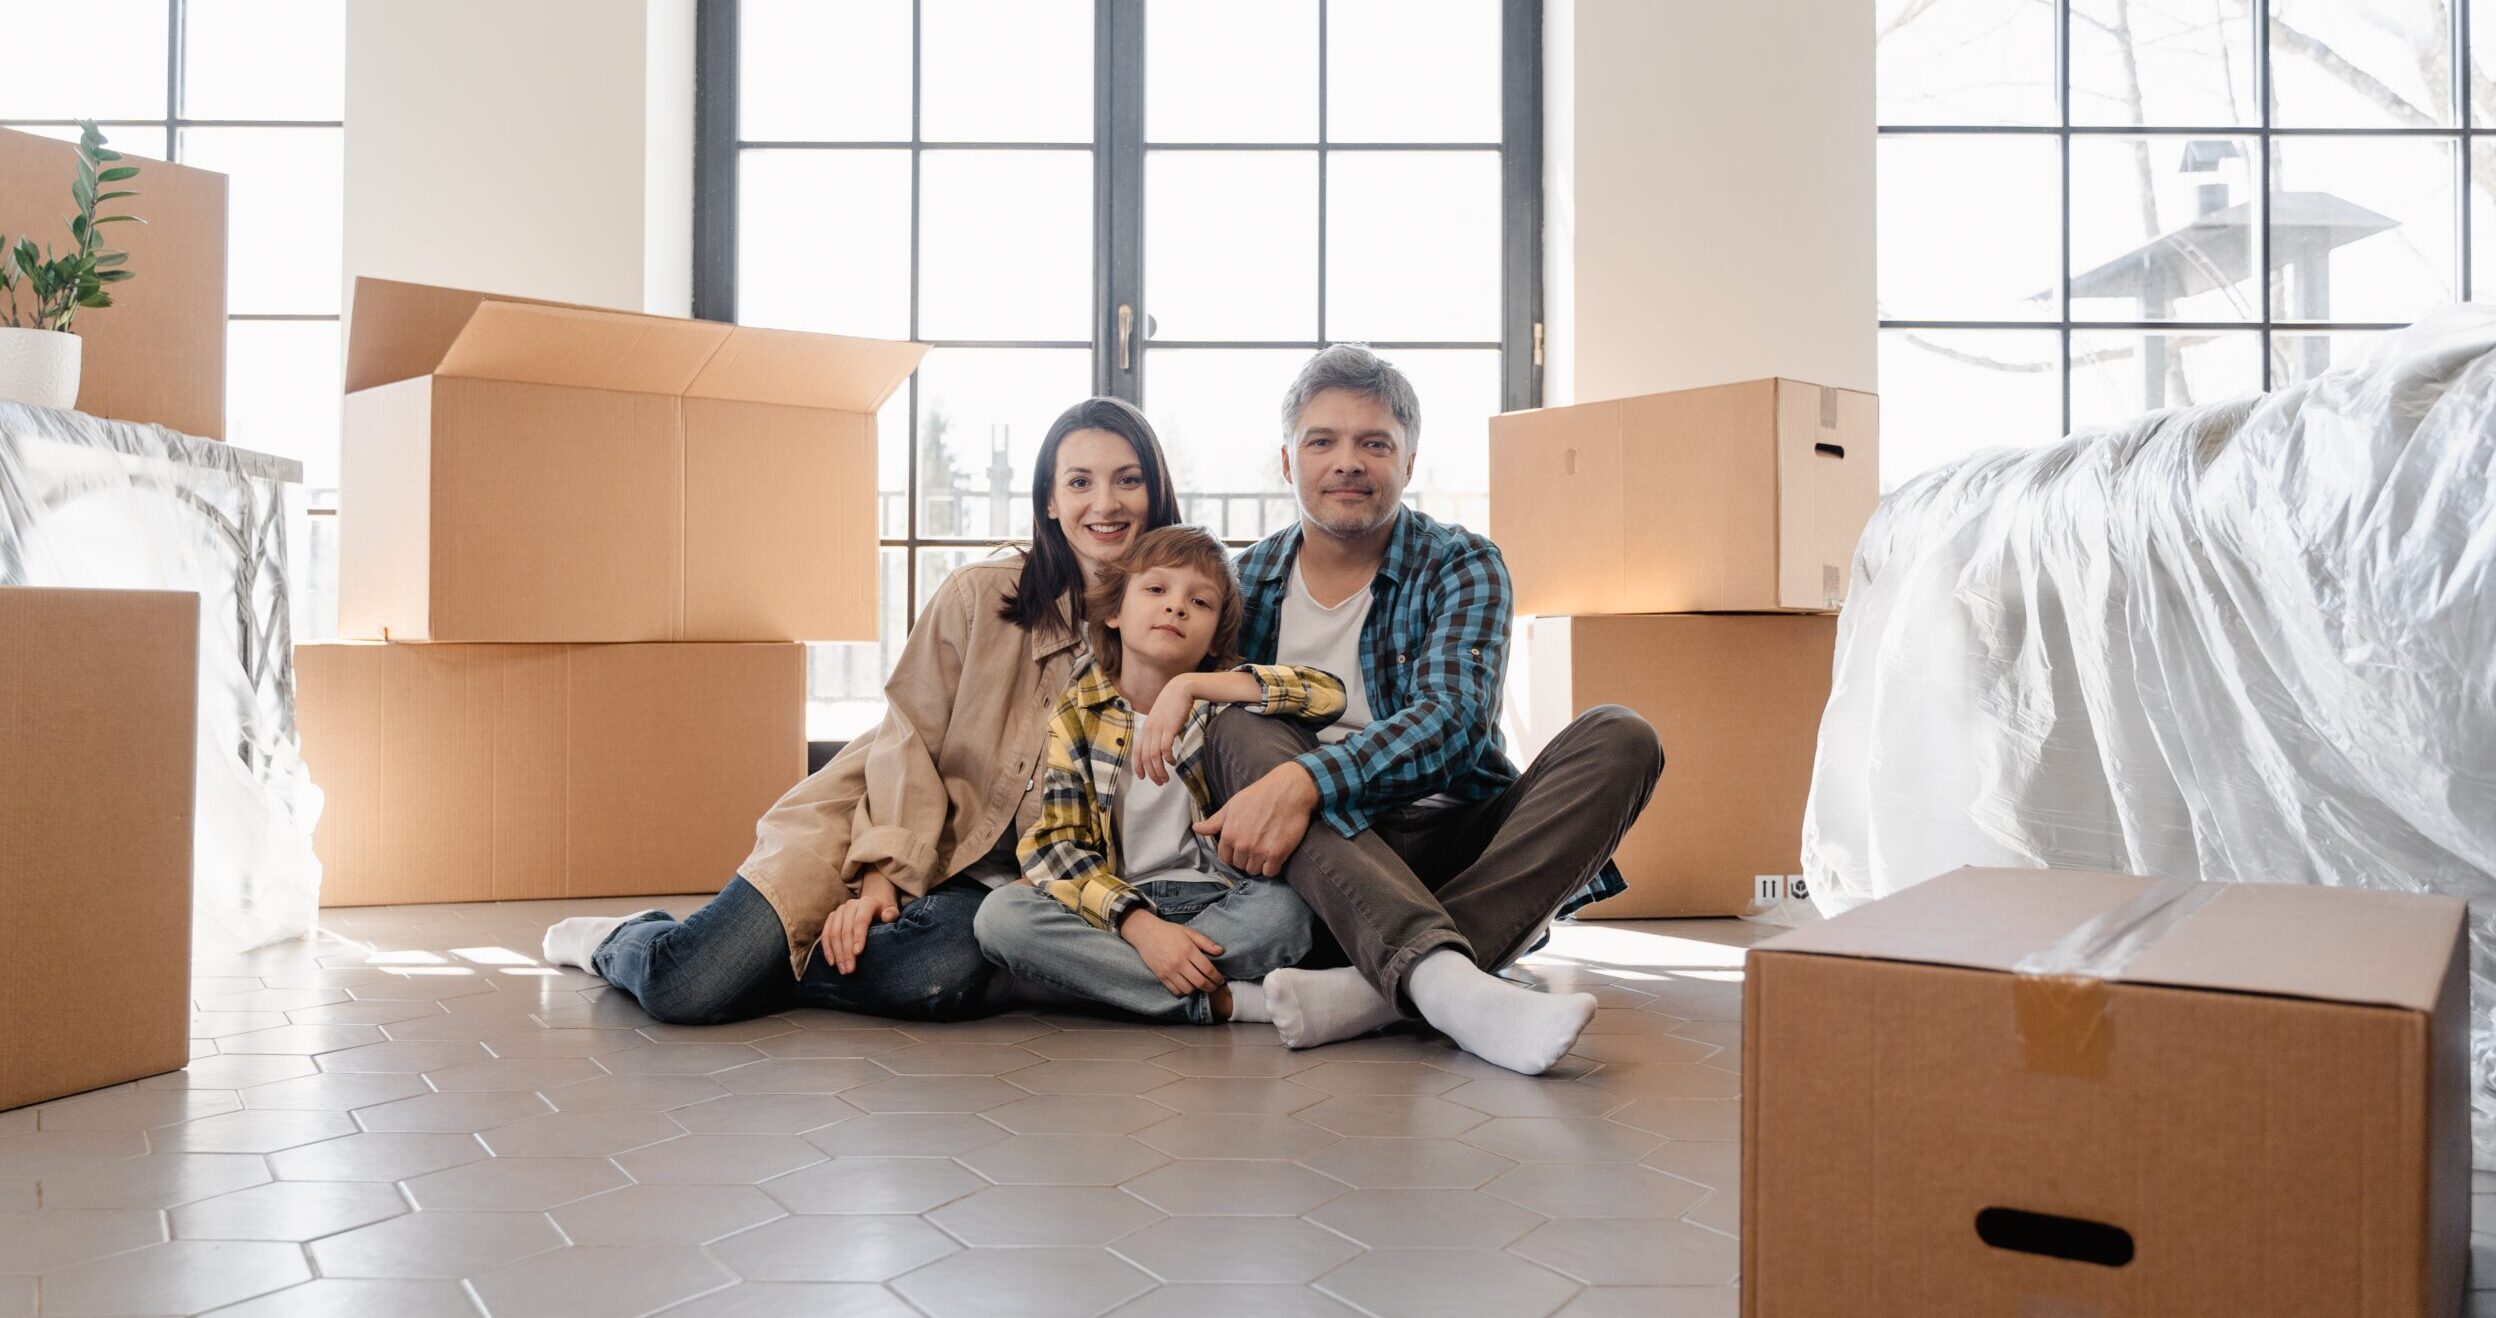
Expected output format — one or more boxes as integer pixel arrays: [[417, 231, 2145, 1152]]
[[12, 900, 2486, 1316]]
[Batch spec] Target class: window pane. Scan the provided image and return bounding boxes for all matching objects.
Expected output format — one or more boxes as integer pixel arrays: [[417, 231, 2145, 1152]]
[[178, 128, 344, 316], [1877, 135, 2060, 321], [1143, 348, 1305, 542], [2477, 0, 2496, 125], [880, 379, 912, 539], [917, 546, 994, 618], [921, 0, 1093, 143], [1877, 329, 2063, 490], [805, 548, 908, 740], [2070, 136, 2259, 322], [228, 320, 343, 489], [0, 2, 166, 119], [290, 508, 338, 643], [737, 150, 912, 340], [915, 348, 1093, 540], [1147, 0, 1317, 143], [184, 0, 344, 121], [741, 0, 912, 141], [2270, 0, 2452, 127], [1876, 0, 2056, 127], [2070, 0, 2255, 127], [1383, 347, 1499, 533], [2271, 330, 2385, 385], [2476, 157, 2496, 300], [2269, 137, 2455, 323], [1325, 0, 1499, 143], [1324, 151, 1499, 341], [2070, 330, 2261, 427], [1146, 151, 1317, 342], [919, 151, 1093, 340]]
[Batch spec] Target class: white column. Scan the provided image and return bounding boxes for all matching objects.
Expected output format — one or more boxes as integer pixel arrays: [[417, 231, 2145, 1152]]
[[1542, 0, 1876, 403], [343, 0, 695, 314]]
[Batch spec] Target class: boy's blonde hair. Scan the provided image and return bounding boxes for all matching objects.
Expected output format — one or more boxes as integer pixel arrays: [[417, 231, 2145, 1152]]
[[1084, 525, 1243, 682]]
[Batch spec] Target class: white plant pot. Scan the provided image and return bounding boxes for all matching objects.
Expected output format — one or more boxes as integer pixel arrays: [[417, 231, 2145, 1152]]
[[0, 326, 81, 411]]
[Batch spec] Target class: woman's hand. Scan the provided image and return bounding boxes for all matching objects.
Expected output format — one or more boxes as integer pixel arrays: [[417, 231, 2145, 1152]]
[[1119, 909, 1225, 996], [1137, 675, 1198, 786], [820, 869, 902, 975]]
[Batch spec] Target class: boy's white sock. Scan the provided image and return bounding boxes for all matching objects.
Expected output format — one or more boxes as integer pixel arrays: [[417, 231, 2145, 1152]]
[[1265, 966, 1402, 1048], [541, 912, 653, 970], [1224, 980, 1272, 1023], [1403, 949, 1596, 1076]]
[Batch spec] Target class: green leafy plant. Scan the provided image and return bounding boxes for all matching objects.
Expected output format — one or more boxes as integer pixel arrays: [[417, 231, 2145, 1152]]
[[0, 121, 141, 333]]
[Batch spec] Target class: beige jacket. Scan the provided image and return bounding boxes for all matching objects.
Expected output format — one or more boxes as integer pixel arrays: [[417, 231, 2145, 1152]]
[[739, 555, 1081, 975]]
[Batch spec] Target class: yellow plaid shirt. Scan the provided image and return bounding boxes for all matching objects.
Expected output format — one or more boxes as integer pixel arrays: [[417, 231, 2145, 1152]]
[[1018, 660, 1347, 930]]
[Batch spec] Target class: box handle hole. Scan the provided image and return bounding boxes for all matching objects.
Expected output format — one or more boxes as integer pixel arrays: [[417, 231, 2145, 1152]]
[[1813, 442, 1846, 459], [1975, 1207, 2133, 1268], [1564, 446, 1577, 476]]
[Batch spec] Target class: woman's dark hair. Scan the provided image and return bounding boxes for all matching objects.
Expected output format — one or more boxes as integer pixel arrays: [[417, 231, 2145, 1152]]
[[999, 396, 1182, 634]]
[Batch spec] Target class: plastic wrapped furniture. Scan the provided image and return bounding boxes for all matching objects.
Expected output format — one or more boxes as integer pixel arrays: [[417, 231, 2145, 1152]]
[[0, 399, 320, 959], [1803, 307, 2496, 1162]]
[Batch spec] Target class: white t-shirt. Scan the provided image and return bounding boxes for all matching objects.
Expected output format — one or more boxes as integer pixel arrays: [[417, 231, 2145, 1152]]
[[1276, 561, 1376, 746], [1118, 763, 1226, 884]]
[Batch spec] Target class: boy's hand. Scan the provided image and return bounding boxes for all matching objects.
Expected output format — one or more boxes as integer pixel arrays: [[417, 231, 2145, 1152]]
[[1119, 909, 1224, 996], [820, 869, 901, 975], [1136, 675, 1197, 786]]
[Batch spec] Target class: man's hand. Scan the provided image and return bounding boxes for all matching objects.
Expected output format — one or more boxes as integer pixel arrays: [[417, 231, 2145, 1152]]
[[819, 869, 901, 975], [1194, 761, 1318, 877], [1120, 909, 1226, 996], [1136, 674, 1198, 787]]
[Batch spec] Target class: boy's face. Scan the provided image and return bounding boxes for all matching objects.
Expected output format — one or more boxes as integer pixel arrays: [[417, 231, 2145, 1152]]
[[1109, 562, 1224, 675]]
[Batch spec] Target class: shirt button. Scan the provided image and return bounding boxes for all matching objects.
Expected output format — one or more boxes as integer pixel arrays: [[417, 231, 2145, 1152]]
[[1396, 654, 1408, 664]]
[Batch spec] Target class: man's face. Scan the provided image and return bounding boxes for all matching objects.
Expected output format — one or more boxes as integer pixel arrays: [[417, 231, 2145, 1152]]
[[1282, 387, 1414, 540]]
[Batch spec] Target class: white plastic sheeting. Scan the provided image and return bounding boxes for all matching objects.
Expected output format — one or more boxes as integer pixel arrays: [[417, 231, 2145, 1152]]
[[0, 400, 322, 959], [1803, 308, 2496, 1162]]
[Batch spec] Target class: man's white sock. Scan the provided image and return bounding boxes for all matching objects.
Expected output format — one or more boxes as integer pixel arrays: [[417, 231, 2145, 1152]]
[[541, 913, 648, 970], [1266, 966, 1402, 1048], [1224, 980, 1272, 1023], [1403, 948, 1596, 1076]]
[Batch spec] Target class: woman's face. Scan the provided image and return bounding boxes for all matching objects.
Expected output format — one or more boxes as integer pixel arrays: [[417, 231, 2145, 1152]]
[[1045, 427, 1152, 585]]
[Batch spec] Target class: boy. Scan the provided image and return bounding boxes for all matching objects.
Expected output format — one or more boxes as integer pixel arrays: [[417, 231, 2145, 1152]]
[[973, 525, 1346, 1025]]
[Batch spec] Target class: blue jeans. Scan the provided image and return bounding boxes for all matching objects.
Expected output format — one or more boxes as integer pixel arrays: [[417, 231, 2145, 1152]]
[[592, 875, 999, 1025], [972, 878, 1313, 1026]]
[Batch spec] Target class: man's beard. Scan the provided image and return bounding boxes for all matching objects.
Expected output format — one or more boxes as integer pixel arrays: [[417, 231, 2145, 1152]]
[[1302, 487, 1398, 538]]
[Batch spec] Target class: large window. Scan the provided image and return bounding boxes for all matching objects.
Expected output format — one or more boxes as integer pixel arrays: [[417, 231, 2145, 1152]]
[[1877, 0, 2486, 487], [703, 0, 1539, 737], [0, 0, 346, 636]]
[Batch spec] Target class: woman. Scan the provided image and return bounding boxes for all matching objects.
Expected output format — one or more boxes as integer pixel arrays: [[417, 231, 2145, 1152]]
[[540, 397, 1184, 1024]]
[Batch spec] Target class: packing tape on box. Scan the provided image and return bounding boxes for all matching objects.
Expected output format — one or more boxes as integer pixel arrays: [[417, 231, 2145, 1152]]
[[2008, 877, 2223, 1079]]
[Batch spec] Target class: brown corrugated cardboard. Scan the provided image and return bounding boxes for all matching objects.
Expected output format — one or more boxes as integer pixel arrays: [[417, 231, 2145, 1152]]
[[338, 277, 924, 643], [0, 127, 227, 439], [1743, 867, 2470, 1318], [296, 640, 806, 906], [1490, 378, 1878, 615], [1522, 613, 1834, 917], [1, 587, 197, 1110]]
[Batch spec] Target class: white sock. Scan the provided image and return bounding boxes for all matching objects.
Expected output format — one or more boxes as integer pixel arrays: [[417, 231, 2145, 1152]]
[[1224, 981, 1271, 1023], [541, 912, 654, 970], [1404, 949, 1596, 1076], [1266, 966, 1402, 1048]]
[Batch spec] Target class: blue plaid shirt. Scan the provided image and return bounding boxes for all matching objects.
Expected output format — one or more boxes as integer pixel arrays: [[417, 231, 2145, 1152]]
[[1235, 508, 1626, 916]]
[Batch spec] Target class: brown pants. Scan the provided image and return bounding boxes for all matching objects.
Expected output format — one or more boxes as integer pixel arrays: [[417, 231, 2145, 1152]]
[[1204, 705, 1665, 1012]]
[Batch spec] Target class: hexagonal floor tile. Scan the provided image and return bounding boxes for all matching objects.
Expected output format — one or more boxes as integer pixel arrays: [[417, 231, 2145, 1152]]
[[153, 1108, 357, 1154], [168, 1179, 408, 1241], [1007, 1060, 1184, 1095], [706, 1213, 960, 1282], [481, 1028, 648, 1060], [711, 1058, 890, 1095], [1113, 1214, 1361, 1283], [1482, 1163, 1708, 1220], [891, 1246, 1154, 1318], [959, 1133, 1172, 1186], [1148, 1047, 1318, 1079], [39, 1239, 310, 1315], [34, 1088, 241, 1131], [1136, 1113, 1335, 1160], [401, 1155, 629, 1211], [1460, 1117, 1667, 1164], [267, 1132, 487, 1183], [636, 1018, 800, 1044], [0, 1207, 168, 1271], [984, 1094, 1174, 1135], [1295, 1094, 1487, 1139], [618, 1133, 828, 1185], [1290, 1061, 1465, 1096], [1315, 1248, 1579, 1318], [314, 1039, 493, 1074], [760, 1155, 985, 1214], [1140, 1077, 1325, 1115], [0, 1129, 149, 1179], [1298, 1137, 1514, 1190], [802, 1113, 1012, 1156], [143, 1054, 318, 1090], [1105, 1283, 1365, 1317], [350, 1089, 554, 1134], [1436, 1075, 1624, 1119], [750, 1028, 917, 1059], [926, 1184, 1166, 1247], [1304, 1187, 1543, 1249], [187, 1277, 484, 1318], [550, 1183, 787, 1247], [38, 1152, 274, 1209], [1121, 1160, 1347, 1216], [597, 1042, 771, 1075], [213, 1023, 385, 1055], [1641, 1139, 1738, 1193], [470, 1245, 737, 1316], [896, 1017, 1054, 1045], [1511, 1216, 1739, 1287], [1019, 1031, 1182, 1062], [669, 1093, 862, 1135], [840, 1075, 1024, 1114], [477, 1111, 684, 1159], [539, 1074, 729, 1114], [235, 1072, 432, 1112], [423, 1056, 610, 1092], [1610, 1098, 1741, 1141], [309, 1209, 565, 1278], [872, 1043, 1047, 1076], [652, 1282, 919, 1317]]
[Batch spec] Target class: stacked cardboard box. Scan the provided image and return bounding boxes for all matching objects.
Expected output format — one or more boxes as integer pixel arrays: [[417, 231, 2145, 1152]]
[[1492, 378, 1878, 917], [298, 279, 925, 906]]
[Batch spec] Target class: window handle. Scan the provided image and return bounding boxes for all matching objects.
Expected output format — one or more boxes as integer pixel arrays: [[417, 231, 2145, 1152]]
[[1118, 304, 1135, 371]]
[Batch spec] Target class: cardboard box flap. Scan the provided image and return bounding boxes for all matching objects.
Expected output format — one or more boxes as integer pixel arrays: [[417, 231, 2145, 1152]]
[[435, 301, 731, 396], [346, 277, 595, 393], [688, 325, 927, 412], [1761, 866, 2463, 1014]]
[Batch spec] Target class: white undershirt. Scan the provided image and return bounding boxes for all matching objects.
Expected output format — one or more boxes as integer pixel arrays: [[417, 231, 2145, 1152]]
[[1276, 561, 1376, 746], [1118, 763, 1224, 884]]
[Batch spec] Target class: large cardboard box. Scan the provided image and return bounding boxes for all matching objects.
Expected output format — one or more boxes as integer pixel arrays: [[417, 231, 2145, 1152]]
[[1744, 868, 2470, 1317], [338, 278, 924, 643], [1490, 378, 1877, 616], [297, 640, 806, 906], [1, 587, 197, 1109], [0, 127, 227, 439], [1522, 613, 1835, 917]]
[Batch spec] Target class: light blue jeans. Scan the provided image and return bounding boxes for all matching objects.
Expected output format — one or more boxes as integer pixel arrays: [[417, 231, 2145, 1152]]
[[973, 878, 1313, 1025]]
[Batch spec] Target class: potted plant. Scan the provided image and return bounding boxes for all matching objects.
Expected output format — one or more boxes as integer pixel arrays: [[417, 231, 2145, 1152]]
[[0, 121, 141, 411]]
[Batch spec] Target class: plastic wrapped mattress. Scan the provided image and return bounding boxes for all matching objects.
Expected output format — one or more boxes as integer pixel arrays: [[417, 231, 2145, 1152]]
[[1803, 307, 2496, 1162]]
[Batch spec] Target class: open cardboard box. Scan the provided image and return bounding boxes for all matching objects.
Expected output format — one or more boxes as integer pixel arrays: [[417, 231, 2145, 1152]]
[[339, 278, 924, 643]]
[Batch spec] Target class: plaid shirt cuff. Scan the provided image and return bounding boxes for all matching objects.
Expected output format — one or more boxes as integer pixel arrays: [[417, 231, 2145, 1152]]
[[1293, 745, 1374, 838]]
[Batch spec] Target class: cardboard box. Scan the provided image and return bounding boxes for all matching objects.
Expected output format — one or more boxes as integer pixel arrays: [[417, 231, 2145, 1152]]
[[338, 277, 924, 643], [0, 127, 227, 439], [1, 587, 197, 1109], [1743, 868, 2470, 1317], [1490, 378, 1878, 615], [297, 640, 806, 905], [1523, 613, 1835, 917]]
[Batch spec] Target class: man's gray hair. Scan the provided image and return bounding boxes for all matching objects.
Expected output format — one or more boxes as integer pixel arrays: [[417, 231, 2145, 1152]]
[[1279, 344, 1421, 448]]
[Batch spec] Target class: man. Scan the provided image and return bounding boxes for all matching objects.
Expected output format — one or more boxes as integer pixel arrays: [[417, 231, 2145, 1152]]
[[1196, 344, 1664, 1075]]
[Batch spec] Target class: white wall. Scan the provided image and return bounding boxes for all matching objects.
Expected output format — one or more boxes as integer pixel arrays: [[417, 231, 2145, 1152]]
[[1544, 0, 1876, 403], [343, 0, 694, 314]]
